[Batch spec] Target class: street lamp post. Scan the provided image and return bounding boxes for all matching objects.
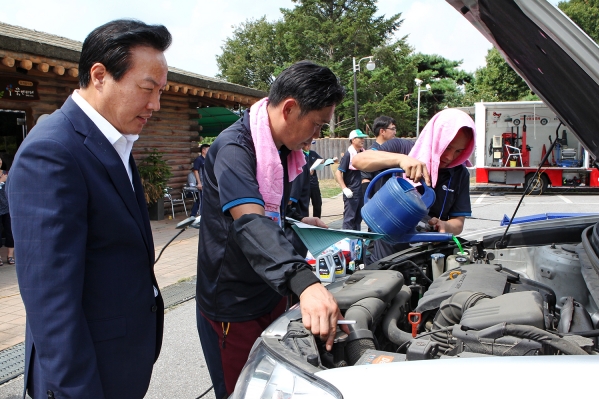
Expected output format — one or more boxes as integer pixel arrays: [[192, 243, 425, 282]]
[[414, 78, 431, 137], [352, 56, 376, 129]]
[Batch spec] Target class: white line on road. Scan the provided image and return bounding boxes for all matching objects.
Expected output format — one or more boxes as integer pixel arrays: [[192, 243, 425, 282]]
[[557, 195, 573, 204], [474, 193, 486, 204]]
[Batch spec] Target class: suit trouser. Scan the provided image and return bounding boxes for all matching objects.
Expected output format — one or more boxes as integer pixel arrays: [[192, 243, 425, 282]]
[[196, 297, 287, 397], [342, 190, 364, 231]]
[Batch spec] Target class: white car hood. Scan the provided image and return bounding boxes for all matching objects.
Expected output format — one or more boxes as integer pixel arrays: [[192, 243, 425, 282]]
[[316, 356, 598, 398]]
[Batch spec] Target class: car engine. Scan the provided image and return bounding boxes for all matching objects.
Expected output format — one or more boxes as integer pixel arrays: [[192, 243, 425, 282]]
[[280, 222, 599, 368]]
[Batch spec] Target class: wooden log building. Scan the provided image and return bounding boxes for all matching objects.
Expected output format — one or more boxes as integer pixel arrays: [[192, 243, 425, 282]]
[[0, 21, 265, 214]]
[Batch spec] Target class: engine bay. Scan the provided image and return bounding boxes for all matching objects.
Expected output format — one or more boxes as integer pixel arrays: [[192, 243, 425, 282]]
[[280, 223, 599, 368]]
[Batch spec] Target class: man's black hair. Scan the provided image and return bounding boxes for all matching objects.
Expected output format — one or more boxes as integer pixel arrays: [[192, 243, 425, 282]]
[[79, 19, 172, 88], [199, 144, 211, 152], [268, 61, 345, 115], [372, 115, 396, 137]]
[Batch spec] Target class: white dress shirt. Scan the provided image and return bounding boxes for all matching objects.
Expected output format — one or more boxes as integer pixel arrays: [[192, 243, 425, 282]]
[[71, 90, 138, 187]]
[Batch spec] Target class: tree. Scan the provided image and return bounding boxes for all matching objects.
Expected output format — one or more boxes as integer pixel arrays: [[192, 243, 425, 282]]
[[217, 0, 405, 136], [403, 53, 475, 132], [467, 48, 533, 102], [558, 0, 599, 43], [358, 40, 417, 136], [279, 0, 401, 64], [216, 17, 287, 92]]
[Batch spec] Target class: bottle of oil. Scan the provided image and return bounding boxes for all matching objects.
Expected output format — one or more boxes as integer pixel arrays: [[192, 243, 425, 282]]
[[315, 253, 335, 283], [332, 250, 346, 278]]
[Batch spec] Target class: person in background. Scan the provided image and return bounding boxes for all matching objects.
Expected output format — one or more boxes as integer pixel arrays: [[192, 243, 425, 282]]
[[307, 141, 324, 219], [360, 115, 397, 198], [190, 143, 210, 217], [352, 108, 475, 264], [8, 20, 171, 398], [287, 140, 326, 258], [0, 155, 14, 266], [335, 129, 368, 230], [290, 140, 323, 219], [195, 61, 347, 398]]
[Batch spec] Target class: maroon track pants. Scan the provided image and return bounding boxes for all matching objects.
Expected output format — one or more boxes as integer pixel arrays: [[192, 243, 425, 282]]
[[201, 297, 287, 395]]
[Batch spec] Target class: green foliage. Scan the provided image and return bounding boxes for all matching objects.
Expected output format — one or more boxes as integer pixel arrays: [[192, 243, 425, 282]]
[[279, 0, 402, 65], [218, 0, 566, 136], [467, 48, 532, 102], [413, 53, 472, 84], [137, 149, 172, 204], [408, 53, 475, 131], [216, 17, 287, 91], [558, 0, 599, 43], [356, 41, 417, 136], [217, 0, 408, 136]]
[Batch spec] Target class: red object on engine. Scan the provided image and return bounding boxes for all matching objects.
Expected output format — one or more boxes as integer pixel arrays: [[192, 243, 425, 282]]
[[408, 312, 422, 338]]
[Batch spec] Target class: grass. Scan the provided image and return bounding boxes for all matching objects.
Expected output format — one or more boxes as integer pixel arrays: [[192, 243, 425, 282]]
[[319, 179, 342, 198]]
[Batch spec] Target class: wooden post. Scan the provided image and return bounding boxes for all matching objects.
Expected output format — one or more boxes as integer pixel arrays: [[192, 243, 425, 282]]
[[19, 60, 33, 70], [67, 68, 78, 78], [53, 66, 65, 75], [36, 63, 50, 72], [1, 57, 15, 67]]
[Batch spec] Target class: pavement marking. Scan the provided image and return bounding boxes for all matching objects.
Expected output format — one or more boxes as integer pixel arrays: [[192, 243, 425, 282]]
[[557, 195, 573, 204], [474, 193, 486, 204]]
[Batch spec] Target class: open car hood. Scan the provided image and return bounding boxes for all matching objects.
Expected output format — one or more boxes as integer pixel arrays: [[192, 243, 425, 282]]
[[446, 0, 599, 159]]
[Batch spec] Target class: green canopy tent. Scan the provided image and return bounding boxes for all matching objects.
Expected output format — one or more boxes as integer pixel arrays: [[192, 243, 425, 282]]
[[196, 107, 240, 137]]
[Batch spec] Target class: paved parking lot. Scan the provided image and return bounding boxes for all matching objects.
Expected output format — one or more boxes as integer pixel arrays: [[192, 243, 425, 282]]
[[464, 191, 599, 234]]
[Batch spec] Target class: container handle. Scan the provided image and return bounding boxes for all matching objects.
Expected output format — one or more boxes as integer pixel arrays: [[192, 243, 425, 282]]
[[363, 168, 405, 204], [420, 181, 436, 209]]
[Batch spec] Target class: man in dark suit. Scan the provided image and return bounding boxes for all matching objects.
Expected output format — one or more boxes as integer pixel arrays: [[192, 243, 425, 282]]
[[7, 20, 171, 399]]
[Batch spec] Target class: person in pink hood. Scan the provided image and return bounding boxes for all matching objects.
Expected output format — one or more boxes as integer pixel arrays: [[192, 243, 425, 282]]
[[352, 108, 475, 264]]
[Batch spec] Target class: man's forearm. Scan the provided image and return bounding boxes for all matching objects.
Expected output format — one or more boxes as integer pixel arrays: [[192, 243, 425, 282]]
[[352, 150, 407, 172], [444, 217, 465, 235], [334, 170, 346, 189]]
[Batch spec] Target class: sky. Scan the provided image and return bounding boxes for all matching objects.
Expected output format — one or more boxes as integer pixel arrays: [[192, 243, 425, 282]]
[[0, 0, 563, 79]]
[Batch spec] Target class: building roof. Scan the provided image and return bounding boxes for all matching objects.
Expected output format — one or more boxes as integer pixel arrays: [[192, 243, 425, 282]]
[[0, 21, 265, 100]]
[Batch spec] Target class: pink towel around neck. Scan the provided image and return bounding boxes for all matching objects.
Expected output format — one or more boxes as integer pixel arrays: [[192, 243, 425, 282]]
[[408, 108, 476, 188], [249, 97, 306, 214], [346, 145, 363, 170]]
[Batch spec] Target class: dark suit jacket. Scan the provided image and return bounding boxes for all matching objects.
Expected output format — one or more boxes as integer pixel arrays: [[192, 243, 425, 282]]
[[8, 97, 163, 399]]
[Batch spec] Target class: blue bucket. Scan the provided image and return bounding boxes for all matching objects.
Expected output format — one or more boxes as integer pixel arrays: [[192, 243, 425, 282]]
[[362, 168, 438, 243]]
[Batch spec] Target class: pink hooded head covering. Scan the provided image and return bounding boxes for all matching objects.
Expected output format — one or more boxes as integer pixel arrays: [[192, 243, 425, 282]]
[[408, 108, 476, 188]]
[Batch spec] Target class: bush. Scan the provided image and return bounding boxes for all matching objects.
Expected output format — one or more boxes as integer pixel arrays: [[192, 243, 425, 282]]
[[137, 149, 172, 204]]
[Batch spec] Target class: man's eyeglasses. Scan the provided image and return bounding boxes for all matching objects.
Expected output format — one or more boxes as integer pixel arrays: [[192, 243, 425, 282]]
[[386, 127, 397, 131]]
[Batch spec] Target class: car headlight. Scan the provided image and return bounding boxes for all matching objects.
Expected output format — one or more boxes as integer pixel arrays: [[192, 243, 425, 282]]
[[231, 340, 342, 399]]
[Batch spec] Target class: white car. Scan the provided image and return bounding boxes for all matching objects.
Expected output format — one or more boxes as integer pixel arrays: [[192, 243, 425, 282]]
[[233, 1, 599, 397]]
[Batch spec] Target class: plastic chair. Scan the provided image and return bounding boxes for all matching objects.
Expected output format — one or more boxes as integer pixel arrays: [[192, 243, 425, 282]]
[[183, 185, 199, 202], [163, 187, 187, 218], [504, 144, 523, 167]]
